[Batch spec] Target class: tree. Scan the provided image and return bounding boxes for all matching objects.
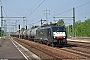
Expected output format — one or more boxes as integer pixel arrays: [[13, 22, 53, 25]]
[[31, 25, 39, 29], [57, 19, 65, 26], [0, 27, 4, 36], [43, 23, 48, 26], [50, 22, 52, 24], [21, 28, 25, 31]]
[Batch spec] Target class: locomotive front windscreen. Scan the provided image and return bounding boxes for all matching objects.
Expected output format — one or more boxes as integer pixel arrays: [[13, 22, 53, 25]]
[[52, 26, 65, 32]]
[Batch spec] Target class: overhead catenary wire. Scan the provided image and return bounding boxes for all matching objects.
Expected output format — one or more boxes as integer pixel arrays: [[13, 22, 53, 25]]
[[25, 0, 41, 17], [48, 0, 77, 19], [3, 7, 7, 17], [51, 0, 82, 16], [0, 0, 6, 17], [75, 1, 90, 9], [0, 0, 2, 5], [76, 4, 90, 18], [3, 6, 24, 17], [0, 0, 23, 16], [27, 0, 45, 18], [76, 12, 90, 20], [0, 0, 7, 17], [74, 1, 90, 19], [53, 1, 90, 17], [1, 0, 90, 27], [77, 12, 90, 17], [54, 9, 72, 16], [53, 0, 74, 13], [44, 0, 90, 25]]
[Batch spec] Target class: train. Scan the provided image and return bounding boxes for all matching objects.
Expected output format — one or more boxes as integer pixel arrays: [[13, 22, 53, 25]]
[[11, 26, 67, 46]]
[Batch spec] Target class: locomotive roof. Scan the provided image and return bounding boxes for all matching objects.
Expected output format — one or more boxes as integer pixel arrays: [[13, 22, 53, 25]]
[[38, 26, 65, 30]]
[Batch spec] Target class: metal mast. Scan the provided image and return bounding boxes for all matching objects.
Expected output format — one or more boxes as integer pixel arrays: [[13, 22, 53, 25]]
[[73, 7, 75, 37], [1, 6, 3, 37], [44, 8, 50, 24]]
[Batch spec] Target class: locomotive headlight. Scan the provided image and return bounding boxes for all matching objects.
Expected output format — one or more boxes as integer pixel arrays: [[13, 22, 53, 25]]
[[54, 36, 56, 38], [63, 36, 65, 38]]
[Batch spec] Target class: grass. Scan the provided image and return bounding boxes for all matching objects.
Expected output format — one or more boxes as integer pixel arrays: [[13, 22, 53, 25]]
[[0, 36, 10, 40]]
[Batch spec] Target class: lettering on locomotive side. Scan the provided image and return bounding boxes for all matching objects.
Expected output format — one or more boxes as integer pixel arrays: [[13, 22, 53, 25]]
[[40, 32, 43, 34]]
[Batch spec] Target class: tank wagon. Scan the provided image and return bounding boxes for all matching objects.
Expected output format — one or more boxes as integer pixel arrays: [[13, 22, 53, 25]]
[[10, 26, 67, 46], [22, 30, 27, 39], [23, 28, 39, 40], [10, 32, 19, 38]]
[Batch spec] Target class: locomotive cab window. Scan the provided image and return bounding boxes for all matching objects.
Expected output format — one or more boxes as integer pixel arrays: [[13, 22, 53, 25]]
[[52, 27, 65, 32]]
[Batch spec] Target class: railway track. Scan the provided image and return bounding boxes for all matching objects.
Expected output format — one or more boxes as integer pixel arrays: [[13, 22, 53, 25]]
[[56, 41, 90, 59], [13, 37, 61, 60], [60, 47, 90, 58], [68, 41, 90, 49], [13, 37, 87, 60], [11, 38, 41, 60]]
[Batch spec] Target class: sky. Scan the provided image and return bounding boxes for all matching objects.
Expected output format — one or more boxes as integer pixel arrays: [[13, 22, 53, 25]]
[[0, 0, 90, 32]]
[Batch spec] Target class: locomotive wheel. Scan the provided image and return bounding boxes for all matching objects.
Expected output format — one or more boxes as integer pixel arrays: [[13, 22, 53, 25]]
[[40, 41, 43, 44], [51, 42, 55, 47], [46, 41, 49, 46]]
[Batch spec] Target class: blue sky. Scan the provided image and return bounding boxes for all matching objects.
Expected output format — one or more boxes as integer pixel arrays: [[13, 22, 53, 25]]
[[0, 0, 90, 32]]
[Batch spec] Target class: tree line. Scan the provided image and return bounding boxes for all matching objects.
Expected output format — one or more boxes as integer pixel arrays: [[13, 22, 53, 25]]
[[66, 19, 90, 37], [74, 19, 90, 37]]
